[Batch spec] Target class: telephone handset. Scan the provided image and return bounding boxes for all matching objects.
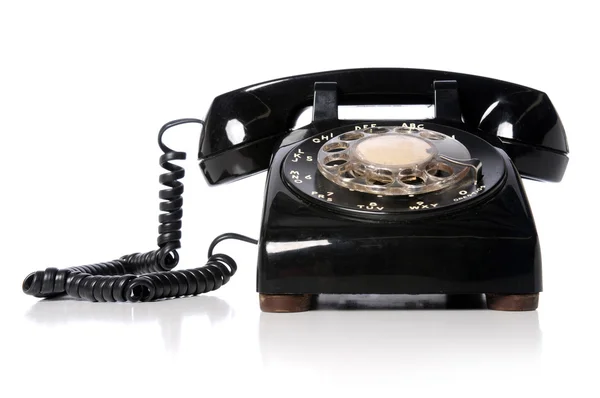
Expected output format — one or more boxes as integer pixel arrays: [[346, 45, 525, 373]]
[[23, 68, 568, 312], [200, 68, 568, 184]]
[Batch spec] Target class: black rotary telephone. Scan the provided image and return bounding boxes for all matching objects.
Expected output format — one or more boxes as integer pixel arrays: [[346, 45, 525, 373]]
[[22, 68, 569, 312]]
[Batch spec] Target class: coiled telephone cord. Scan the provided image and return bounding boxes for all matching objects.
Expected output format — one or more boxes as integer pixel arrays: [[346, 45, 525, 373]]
[[22, 118, 257, 302]]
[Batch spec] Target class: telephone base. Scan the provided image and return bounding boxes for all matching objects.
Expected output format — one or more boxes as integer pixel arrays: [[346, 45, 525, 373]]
[[258, 293, 539, 312]]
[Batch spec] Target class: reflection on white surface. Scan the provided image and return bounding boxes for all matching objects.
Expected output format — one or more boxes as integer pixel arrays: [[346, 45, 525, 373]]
[[22, 293, 542, 389], [26, 296, 233, 352], [259, 294, 541, 381]]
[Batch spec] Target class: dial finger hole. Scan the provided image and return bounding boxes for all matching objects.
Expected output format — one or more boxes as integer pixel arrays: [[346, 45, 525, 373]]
[[338, 132, 364, 141], [326, 159, 348, 167], [426, 163, 453, 178], [322, 141, 349, 153], [340, 164, 366, 179], [324, 154, 349, 167], [420, 130, 446, 140], [400, 175, 426, 186], [364, 127, 389, 134]]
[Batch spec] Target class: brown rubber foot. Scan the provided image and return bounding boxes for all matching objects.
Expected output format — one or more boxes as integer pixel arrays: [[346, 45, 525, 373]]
[[259, 294, 315, 313], [486, 293, 539, 311]]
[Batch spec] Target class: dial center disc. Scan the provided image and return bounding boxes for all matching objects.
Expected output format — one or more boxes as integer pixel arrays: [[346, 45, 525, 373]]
[[355, 134, 435, 167]]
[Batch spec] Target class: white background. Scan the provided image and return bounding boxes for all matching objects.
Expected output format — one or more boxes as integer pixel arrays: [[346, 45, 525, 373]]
[[1, 1, 598, 396]]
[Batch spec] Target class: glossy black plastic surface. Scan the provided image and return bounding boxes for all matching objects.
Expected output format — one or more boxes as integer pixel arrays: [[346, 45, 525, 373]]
[[257, 121, 542, 295], [198, 68, 568, 184]]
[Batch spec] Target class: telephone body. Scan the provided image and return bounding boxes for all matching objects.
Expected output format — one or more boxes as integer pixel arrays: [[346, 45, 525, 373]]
[[200, 68, 567, 312], [23, 68, 568, 312]]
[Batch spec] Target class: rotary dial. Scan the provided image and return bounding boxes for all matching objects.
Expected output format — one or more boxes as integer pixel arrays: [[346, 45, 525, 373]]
[[317, 126, 482, 196], [282, 122, 502, 215]]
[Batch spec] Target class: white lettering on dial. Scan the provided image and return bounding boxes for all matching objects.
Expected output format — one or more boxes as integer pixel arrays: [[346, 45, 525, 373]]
[[454, 186, 486, 202], [291, 148, 305, 162], [289, 170, 302, 183], [312, 133, 334, 143], [357, 201, 384, 211], [311, 191, 334, 202], [355, 124, 377, 130], [398, 123, 424, 130], [409, 201, 438, 210]]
